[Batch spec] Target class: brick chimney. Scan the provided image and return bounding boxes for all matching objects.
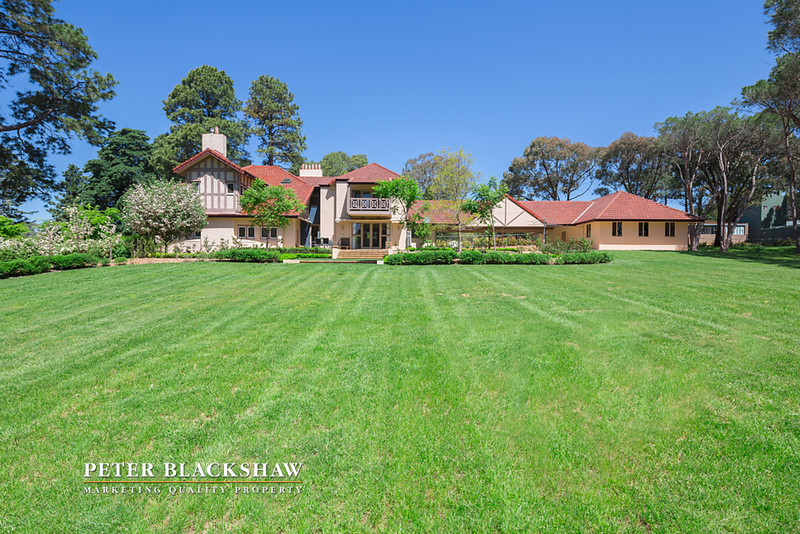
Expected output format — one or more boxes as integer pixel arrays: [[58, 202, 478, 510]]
[[299, 163, 323, 177], [201, 126, 227, 157]]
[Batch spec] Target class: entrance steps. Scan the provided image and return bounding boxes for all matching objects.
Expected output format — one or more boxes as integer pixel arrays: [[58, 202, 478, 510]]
[[337, 249, 389, 260]]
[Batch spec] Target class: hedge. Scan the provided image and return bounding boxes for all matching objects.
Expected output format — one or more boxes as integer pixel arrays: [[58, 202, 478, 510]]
[[383, 250, 457, 265], [212, 248, 280, 263], [279, 253, 332, 260], [0, 253, 105, 279], [385, 250, 609, 266]]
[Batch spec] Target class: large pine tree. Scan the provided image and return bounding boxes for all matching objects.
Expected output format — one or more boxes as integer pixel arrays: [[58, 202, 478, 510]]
[[244, 75, 306, 169], [150, 66, 251, 178]]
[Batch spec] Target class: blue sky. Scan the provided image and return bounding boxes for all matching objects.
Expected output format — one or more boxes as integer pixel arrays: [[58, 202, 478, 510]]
[[21, 0, 775, 220]]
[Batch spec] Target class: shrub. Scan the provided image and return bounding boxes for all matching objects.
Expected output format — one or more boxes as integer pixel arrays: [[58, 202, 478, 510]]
[[457, 250, 486, 264], [213, 248, 280, 263], [512, 253, 550, 264], [557, 252, 612, 264], [49, 253, 101, 270], [384, 250, 456, 265], [483, 251, 515, 264], [275, 247, 331, 254], [0, 257, 54, 278]]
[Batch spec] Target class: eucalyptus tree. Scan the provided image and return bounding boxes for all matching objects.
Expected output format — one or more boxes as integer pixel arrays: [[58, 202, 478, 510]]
[[594, 132, 670, 200], [503, 137, 598, 200]]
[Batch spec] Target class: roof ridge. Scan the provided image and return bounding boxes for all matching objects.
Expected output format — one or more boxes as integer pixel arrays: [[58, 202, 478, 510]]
[[592, 190, 623, 220], [571, 200, 596, 224]]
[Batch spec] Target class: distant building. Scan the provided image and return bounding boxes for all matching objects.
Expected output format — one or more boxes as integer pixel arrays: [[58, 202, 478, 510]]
[[741, 193, 798, 242]]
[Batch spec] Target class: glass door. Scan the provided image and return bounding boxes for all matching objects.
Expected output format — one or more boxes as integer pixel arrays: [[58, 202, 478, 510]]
[[352, 223, 390, 249]]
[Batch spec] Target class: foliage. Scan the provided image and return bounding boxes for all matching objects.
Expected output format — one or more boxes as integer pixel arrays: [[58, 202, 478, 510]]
[[0, 0, 116, 215], [373, 176, 421, 243], [555, 252, 612, 264], [212, 248, 280, 263], [0, 252, 104, 278], [77, 128, 155, 209], [150, 66, 250, 177], [595, 132, 671, 200], [48, 252, 101, 270], [48, 164, 89, 220], [244, 75, 306, 168], [278, 253, 332, 260], [503, 137, 599, 200], [120, 181, 206, 251], [535, 236, 593, 255], [403, 152, 443, 198], [315, 152, 368, 177], [456, 250, 552, 264], [0, 216, 28, 238], [383, 250, 457, 265], [461, 177, 509, 249], [239, 180, 306, 229]]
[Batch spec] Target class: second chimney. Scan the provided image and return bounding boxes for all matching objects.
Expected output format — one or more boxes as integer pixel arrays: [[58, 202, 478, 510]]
[[299, 163, 323, 177]]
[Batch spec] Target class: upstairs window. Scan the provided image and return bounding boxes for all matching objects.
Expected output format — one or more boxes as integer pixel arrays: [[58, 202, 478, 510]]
[[612, 221, 622, 237], [226, 182, 235, 195], [665, 222, 675, 237], [638, 222, 649, 237]]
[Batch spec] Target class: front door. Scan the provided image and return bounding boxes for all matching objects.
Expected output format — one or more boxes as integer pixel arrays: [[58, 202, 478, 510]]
[[352, 223, 388, 249]]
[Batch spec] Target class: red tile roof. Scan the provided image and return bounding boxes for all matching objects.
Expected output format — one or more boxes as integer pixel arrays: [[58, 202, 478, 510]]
[[516, 191, 703, 225], [334, 162, 401, 183], [242, 165, 315, 205]]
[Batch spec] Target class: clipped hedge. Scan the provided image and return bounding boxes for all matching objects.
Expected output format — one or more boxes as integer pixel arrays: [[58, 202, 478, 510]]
[[386, 250, 609, 266], [49, 253, 102, 270], [556, 252, 612, 264], [384, 250, 457, 265], [213, 248, 280, 263]]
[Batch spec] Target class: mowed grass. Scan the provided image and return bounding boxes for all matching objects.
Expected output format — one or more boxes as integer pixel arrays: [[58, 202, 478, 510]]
[[1, 249, 799, 533]]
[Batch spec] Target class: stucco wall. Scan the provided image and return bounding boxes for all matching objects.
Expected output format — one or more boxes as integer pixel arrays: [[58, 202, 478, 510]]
[[319, 186, 336, 241], [556, 221, 690, 250], [493, 199, 544, 228], [173, 217, 300, 250]]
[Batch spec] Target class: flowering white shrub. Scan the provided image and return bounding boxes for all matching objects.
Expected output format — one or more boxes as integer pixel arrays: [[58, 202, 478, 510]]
[[0, 207, 121, 260], [121, 181, 206, 251]]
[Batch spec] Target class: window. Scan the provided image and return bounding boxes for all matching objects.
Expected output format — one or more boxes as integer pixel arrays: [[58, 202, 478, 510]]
[[586, 224, 591, 238], [261, 227, 278, 239], [638, 222, 649, 237], [665, 222, 675, 237], [226, 182, 235, 194], [280, 178, 292, 184], [612, 221, 622, 236], [238, 226, 255, 239]]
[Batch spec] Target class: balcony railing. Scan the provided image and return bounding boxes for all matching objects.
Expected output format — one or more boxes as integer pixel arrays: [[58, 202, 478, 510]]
[[349, 197, 391, 212]]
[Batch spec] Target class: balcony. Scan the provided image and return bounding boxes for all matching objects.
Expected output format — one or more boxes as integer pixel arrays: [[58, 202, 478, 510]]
[[348, 196, 392, 217]]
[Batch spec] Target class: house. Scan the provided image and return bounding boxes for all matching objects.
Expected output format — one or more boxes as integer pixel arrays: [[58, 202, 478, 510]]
[[172, 129, 409, 252], [173, 130, 702, 253], [740, 192, 796, 243], [413, 192, 703, 251]]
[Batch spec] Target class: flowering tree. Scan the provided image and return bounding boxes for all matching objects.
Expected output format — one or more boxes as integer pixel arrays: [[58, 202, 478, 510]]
[[0, 206, 120, 260], [121, 182, 206, 251]]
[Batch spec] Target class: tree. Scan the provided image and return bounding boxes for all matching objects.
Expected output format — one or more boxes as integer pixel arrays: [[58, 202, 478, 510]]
[[0, 0, 116, 214], [430, 148, 478, 251], [244, 75, 306, 169], [462, 178, 509, 250], [0, 216, 28, 238], [78, 128, 155, 209], [373, 177, 421, 248], [317, 152, 368, 176], [47, 163, 89, 220], [595, 132, 670, 200], [503, 137, 598, 200], [657, 112, 709, 250], [150, 66, 250, 178], [120, 181, 206, 252], [239, 180, 306, 234], [403, 152, 443, 198]]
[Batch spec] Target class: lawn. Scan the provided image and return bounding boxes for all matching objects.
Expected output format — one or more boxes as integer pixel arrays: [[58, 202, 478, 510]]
[[1, 249, 799, 533]]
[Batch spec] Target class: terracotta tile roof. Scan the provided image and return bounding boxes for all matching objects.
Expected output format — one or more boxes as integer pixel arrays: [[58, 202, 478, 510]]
[[300, 176, 336, 187], [335, 163, 401, 183], [515, 191, 703, 225], [243, 165, 314, 206], [172, 149, 256, 178], [408, 200, 478, 225], [516, 199, 593, 225]]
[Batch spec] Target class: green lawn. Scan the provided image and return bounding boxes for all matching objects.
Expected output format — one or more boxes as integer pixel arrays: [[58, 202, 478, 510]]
[[1, 249, 799, 533]]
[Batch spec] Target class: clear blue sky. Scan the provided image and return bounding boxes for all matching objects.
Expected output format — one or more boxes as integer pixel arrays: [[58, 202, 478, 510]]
[[21, 0, 775, 220]]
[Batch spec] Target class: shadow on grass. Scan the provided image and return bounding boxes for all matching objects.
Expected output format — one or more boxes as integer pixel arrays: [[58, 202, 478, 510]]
[[679, 246, 800, 269]]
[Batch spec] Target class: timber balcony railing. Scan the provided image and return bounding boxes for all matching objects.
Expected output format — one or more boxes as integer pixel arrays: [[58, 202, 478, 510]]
[[348, 197, 392, 216]]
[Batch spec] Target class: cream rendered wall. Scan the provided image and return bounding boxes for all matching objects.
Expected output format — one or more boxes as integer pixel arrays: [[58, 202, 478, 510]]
[[565, 221, 690, 250], [173, 218, 300, 250], [335, 181, 349, 220], [319, 186, 336, 241]]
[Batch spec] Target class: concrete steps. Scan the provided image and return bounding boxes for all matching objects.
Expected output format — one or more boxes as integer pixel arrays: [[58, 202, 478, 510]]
[[337, 249, 389, 260]]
